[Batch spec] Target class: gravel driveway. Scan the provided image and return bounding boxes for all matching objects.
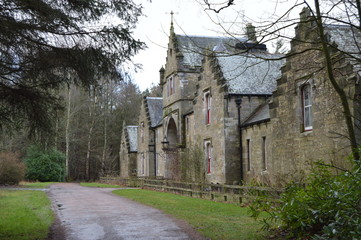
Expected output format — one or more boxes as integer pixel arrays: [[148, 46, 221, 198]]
[[48, 183, 204, 240]]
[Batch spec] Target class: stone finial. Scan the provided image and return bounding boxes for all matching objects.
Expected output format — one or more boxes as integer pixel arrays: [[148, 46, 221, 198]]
[[299, 7, 311, 21], [159, 66, 165, 85], [246, 23, 257, 42]]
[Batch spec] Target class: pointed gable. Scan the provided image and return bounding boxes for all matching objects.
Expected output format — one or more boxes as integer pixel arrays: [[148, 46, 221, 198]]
[[216, 52, 285, 95], [125, 126, 138, 152], [145, 97, 163, 128]]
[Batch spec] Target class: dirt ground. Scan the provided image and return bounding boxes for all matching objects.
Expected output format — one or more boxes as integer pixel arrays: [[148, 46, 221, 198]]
[[46, 183, 206, 240]]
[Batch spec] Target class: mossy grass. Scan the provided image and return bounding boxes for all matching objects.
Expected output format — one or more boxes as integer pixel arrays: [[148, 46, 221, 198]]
[[113, 189, 267, 240], [80, 182, 121, 188], [0, 190, 53, 240], [19, 181, 56, 188]]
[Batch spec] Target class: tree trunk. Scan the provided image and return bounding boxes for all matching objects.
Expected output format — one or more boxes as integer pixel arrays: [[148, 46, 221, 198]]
[[65, 86, 71, 179], [86, 88, 96, 181], [314, 0, 360, 161]]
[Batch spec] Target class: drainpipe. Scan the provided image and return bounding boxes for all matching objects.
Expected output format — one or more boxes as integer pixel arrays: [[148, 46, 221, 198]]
[[152, 129, 157, 177], [235, 97, 243, 183]]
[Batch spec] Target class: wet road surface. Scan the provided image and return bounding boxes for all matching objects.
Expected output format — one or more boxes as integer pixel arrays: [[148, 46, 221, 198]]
[[48, 183, 203, 240]]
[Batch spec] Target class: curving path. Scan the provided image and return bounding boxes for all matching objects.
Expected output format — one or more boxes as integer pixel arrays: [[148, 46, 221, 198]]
[[48, 183, 204, 240]]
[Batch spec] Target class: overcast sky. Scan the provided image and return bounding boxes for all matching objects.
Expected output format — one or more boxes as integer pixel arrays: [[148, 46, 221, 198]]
[[131, 0, 300, 91]]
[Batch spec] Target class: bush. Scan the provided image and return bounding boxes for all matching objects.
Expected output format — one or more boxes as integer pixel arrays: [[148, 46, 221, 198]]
[[251, 155, 361, 239], [0, 152, 26, 185], [24, 146, 65, 182]]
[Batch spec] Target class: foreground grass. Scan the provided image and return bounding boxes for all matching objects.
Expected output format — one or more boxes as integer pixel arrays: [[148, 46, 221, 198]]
[[80, 182, 121, 188], [0, 190, 53, 240], [19, 181, 56, 188], [113, 189, 267, 240]]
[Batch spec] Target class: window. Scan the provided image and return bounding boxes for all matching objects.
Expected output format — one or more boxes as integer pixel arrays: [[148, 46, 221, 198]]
[[204, 92, 211, 124], [140, 122, 144, 143], [302, 84, 312, 131], [167, 76, 175, 96], [262, 136, 267, 171], [205, 140, 212, 174], [141, 153, 145, 175], [247, 139, 251, 171]]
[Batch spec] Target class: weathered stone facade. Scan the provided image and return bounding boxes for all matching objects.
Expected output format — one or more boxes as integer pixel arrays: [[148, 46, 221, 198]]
[[119, 123, 138, 179], [136, 96, 163, 177], [242, 8, 361, 186], [120, 9, 360, 186]]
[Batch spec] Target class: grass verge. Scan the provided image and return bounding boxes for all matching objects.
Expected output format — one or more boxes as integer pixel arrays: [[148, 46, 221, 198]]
[[19, 181, 56, 188], [80, 182, 121, 188], [113, 189, 267, 240], [0, 190, 53, 240]]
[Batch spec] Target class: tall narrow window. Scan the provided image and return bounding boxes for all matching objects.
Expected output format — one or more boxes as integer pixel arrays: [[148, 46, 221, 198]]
[[167, 76, 175, 96], [170, 77, 174, 95], [205, 92, 211, 124], [205, 141, 212, 174], [141, 122, 144, 143], [262, 136, 267, 171], [247, 139, 251, 171], [141, 153, 145, 175], [302, 84, 312, 131]]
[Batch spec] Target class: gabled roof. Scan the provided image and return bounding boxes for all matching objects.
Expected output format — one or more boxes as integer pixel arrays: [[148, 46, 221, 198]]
[[242, 103, 270, 127], [125, 126, 138, 152], [216, 52, 285, 95], [325, 24, 361, 73], [175, 35, 245, 67], [145, 97, 163, 128]]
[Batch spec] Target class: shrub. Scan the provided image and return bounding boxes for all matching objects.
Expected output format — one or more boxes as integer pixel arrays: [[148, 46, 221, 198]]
[[251, 154, 361, 239], [24, 146, 65, 182], [0, 152, 26, 185]]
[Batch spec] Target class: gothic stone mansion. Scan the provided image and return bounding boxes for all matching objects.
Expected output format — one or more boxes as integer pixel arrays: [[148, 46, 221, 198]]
[[120, 8, 361, 186]]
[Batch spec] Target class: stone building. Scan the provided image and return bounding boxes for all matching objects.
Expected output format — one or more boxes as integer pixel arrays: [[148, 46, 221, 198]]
[[136, 96, 164, 177], [120, 9, 360, 186], [119, 123, 138, 179], [241, 8, 361, 185], [158, 19, 284, 184]]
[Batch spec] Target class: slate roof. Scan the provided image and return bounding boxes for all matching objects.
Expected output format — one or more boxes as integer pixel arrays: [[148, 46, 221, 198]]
[[216, 52, 285, 95], [325, 24, 361, 73], [176, 35, 246, 67], [242, 103, 270, 127], [145, 97, 163, 128], [125, 126, 138, 152]]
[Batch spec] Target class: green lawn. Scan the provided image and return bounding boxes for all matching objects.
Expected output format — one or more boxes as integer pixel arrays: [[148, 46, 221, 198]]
[[0, 190, 53, 240], [80, 182, 121, 188], [19, 181, 56, 188], [113, 189, 267, 240]]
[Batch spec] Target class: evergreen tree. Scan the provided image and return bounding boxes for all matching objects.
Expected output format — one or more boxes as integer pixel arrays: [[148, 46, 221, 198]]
[[0, 0, 145, 134]]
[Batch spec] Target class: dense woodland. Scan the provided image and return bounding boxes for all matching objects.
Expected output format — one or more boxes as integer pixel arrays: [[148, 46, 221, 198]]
[[0, 0, 161, 180]]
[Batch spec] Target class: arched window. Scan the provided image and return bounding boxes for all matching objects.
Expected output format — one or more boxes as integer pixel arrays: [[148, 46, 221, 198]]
[[302, 84, 312, 131]]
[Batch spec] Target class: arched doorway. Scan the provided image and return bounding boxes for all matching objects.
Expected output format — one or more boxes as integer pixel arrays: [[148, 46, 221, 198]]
[[167, 118, 177, 148], [165, 117, 180, 180]]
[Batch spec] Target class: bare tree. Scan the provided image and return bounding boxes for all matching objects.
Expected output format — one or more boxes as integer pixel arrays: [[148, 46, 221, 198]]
[[199, 0, 361, 161]]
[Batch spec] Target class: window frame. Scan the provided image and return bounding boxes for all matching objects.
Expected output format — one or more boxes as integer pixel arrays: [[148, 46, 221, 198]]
[[204, 140, 212, 174], [301, 84, 313, 131], [204, 91, 211, 124], [262, 136, 267, 171], [246, 139, 251, 172]]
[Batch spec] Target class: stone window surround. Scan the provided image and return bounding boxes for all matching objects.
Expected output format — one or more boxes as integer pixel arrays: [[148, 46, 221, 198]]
[[298, 80, 313, 132], [246, 139, 251, 172], [262, 136, 267, 172], [167, 75, 175, 96], [204, 139, 212, 174], [203, 89, 212, 125]]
